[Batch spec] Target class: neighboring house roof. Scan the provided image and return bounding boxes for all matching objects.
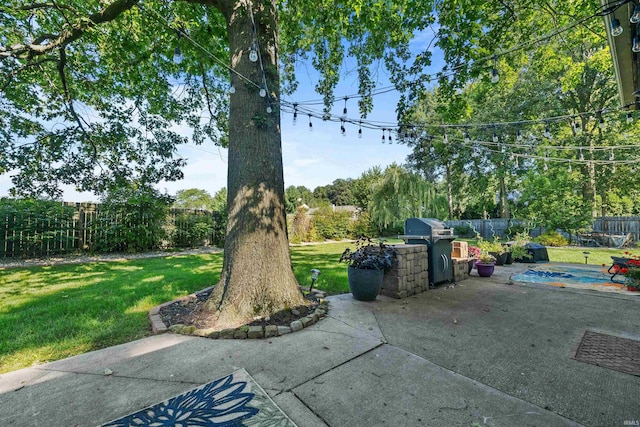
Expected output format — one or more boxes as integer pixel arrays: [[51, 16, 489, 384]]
[[601, 0, 639, 108]]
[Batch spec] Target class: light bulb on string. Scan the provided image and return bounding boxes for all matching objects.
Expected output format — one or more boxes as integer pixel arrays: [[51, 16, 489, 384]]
[[259, 84, 267, 98], [464, 131, 470, 144], [516, 129, 523, 142], [443, 132, 448, 144], [598, 117, 605, 129], [633, 30, 640, 53], [515, 156, 519, 168], [343, 97, 348, 115], [579, 148, 584, 161], [358, 121, 363, 139], [611, 18, 623, 36], [492, 131, 499, 143], [490, 55, 499, 83], [266, 101, 272, 114], [632, 4, 640, 23], [627, 112, 634, 123], [573, 121, 582, 134], [173, 46, 183, 64], [388, 132, 393, 144], [308, 114, 313, 131], [249, 42, 259, 62], [340, 120, 346, 137], [543, 161, 548, 172], [568, 163, 572, 173], [491, 68, 499, 84], [293, 104, 298, 125], [381, 128, 386, 144], [543, 124, 552, 139]]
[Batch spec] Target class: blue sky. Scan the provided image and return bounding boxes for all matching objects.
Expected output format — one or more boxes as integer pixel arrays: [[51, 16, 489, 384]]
[[0, 30, 444, 202]]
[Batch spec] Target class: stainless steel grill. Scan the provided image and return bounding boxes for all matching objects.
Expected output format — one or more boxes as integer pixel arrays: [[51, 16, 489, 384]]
[[399, 218, 456, 286]]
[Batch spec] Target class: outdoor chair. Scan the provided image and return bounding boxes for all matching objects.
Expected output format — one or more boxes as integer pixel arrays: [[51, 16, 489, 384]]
[[608, 256, 640, 284]]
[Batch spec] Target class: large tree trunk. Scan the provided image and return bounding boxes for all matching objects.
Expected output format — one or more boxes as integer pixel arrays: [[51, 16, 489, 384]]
[[445, 162, 453, 220], [201, 0, 307, 328]]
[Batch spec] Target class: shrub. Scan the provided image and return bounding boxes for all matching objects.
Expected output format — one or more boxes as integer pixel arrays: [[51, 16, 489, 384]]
[[313, 207, 353, 240], [90, 187, 171, 253], [350, 210, 377, 238], [453, 225, 473, 237], [289, 207, 319, 243], [534, 231, 568, 247], [170, 211, 215, 248], [0, 198, 76, 257]]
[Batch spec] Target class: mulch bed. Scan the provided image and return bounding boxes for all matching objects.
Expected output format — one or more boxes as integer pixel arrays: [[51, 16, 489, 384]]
[[159, 287, 320, 330]]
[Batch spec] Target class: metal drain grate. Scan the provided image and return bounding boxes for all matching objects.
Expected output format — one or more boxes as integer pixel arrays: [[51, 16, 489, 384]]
[[572, 331, 640, 376]]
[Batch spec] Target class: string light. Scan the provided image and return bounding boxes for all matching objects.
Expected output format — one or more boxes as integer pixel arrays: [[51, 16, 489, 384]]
[[543, 124, 552, 139], [627, 112, 634, 123], [343, 97, 348, 116], [266, 101, 273, 114], [340, 120, 346, 136], [249, 42, 259, 62], [611, 18, 623, 36], [579, 148, 584, 161], [464, 130, 470, 144], [632, 4, 640, 24], [516, 129, 523, 142], [492, 130, 499, 143], [633, 25, 640, 53], [259, 84, 267, 98], [308, 114, 313, 131], [443, 132, 448, 144], [491, 56, 499, 84], [568, 163, 572, 173], [381, 128, 386, 143], [293, 104, 298, 124], [388, 131, 393, 144], [358, 121, 363, 138], [173, 46, 183, 64], [598, 117, 605, 129]]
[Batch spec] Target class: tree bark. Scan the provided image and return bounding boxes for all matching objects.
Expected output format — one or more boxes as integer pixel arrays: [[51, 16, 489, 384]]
[[445, 162, 453, 220], [201, 0, 307, 328]]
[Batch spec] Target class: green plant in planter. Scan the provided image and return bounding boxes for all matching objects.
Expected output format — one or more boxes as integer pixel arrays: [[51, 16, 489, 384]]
[[477, 253, 496, 264], [339, 237, 397, 270], [508, 232, 532, 262], [340, 237, 397, 301], [625, 266, 640, 290], [477, 237, 505, 255]]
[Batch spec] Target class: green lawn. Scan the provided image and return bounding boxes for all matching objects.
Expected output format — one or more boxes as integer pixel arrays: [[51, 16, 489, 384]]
[[0, 241, 634, 374]]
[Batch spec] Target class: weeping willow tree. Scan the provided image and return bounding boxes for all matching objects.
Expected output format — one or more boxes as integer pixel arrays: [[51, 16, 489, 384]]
[[370, 164, 448, 233]]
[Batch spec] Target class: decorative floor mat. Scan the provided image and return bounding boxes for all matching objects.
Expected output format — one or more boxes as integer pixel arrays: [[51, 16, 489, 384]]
[[511, 263, 637, 294], [572, 331, 640, 376], [102, 369, 296, 427]]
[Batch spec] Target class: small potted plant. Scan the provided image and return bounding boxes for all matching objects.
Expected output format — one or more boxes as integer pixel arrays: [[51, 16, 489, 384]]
[[475, 253, 497, 277], [340, 237, 397, 301], [508, 232, 533, 263], [625, 268, 640, 292], [468, 245, 481, 273], [477, 238, 507, 266]]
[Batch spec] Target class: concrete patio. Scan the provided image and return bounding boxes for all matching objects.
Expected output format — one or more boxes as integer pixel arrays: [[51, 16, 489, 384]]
[[1, 263, 639, 426]]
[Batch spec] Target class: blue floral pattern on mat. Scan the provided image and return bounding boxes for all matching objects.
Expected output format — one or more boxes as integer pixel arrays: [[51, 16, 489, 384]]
[[522, 269, 575, 279], [103, 372, 258, 427]]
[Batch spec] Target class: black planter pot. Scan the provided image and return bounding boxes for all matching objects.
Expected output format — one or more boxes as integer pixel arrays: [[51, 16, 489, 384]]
[[490, 252, 509, 266], [347, 266, 384, 301], [468, 259, 476, 274], [505, 252, 513, 265]]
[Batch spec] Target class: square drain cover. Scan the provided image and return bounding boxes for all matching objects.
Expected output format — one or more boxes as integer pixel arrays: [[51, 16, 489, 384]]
[[573, 331, 640, 376]]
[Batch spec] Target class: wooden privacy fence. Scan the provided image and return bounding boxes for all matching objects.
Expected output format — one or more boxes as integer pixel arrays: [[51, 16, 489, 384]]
[[446, 217, 640, 243], [592, 217, 640, 242], [0, 201, 224, 258], [445, 219, 544, 239]]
